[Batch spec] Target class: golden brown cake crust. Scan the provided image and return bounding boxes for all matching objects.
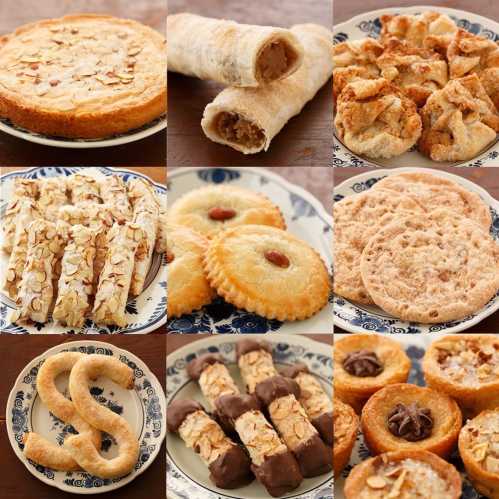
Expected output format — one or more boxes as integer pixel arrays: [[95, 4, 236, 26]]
[[0, 14, 166, 138], [334, 397, 359, 476]]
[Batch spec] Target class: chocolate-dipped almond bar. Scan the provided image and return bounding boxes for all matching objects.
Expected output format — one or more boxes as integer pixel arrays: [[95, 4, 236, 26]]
[[281, 363, 333, 446], [255, 375, 332, 477], [167, 399, 253, 489], [216, 393, 303, 497], [236, 339, 278, 393]]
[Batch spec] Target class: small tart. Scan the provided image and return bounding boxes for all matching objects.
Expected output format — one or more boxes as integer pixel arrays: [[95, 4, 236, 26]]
[[459, 408, 499, 498], [344, 450, 462, 499], [361, 383, 462, 458], [0, 14, 166, 138], [334, 397, 358, 476], [167, 224, 215, 318], [334, 334, 411, 413], [203, 224, 330, 321], [168, 185, 286, 239], [423, 334, 499, 419]]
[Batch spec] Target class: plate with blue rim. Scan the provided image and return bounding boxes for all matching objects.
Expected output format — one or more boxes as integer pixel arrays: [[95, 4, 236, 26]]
[[5, 339, 166, 494], [332, 5, 499, 168], [334, 333, 489, 499], [166, 167, 333, 334], [166, 333, 333, 499], [333, 167, 499, 334], [0, 166, 166, 334]]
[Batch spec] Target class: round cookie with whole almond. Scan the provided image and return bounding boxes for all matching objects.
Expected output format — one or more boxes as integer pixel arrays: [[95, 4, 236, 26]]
[[167, 224, 215, 318], [168, 185, 286, 239], [203, 224, 330, 321]]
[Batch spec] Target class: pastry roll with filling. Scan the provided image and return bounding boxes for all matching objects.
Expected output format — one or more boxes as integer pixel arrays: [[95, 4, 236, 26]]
[[167, 13, 304, 87], [99, 175, 131, 223], [92, 222, 143, 327], [236, 339, 278, 393], [201, 24, 333, 154], [69, 173, 101, 205], [37, 177, 68, 222]]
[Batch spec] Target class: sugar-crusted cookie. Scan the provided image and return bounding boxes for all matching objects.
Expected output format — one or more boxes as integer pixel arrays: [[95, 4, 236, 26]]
[[203, 225, 330, 321], [168, 185, 286, 239], [334, 188, 424, 304], [360, 208, 499, 323], [167, 224, 215, 318]]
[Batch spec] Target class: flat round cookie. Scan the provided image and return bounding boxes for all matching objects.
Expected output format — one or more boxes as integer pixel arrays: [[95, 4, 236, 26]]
[[0, 14, 166, 138], [334, 188, 424, 304], [167, 224, 215, 318], [372, 172, 492, 230], [168, 185, 286, 239], [203, 225, 330, 321], [360, 209, 499, 323]]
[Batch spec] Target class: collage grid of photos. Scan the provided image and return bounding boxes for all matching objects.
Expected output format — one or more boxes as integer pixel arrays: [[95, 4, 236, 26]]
[[0, 0, 498, 499]]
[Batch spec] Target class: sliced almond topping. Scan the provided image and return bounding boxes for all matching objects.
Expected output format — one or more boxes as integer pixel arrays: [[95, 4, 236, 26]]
[[35, 271, 46, 283], [294, 422, 305, 439], [367, 476, 386, 489], [30, 297, 42, 312]]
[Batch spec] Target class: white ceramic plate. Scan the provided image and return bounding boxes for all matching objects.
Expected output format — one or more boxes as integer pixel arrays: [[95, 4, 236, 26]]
[[334, 333, 488, 499], [333, 167, 499, 333], [0, 166, 166, 334], [0, 115, 166, 149], [6, 340, 166, 494], [333, 5, 499, 167], [166, 334, 333, 499], [167, 167, 333, 334]]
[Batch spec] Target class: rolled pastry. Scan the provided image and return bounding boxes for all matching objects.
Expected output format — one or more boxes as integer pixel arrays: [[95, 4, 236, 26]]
[[65, 354, 139, 479], [167, 399, 253, 489], [53, 226, 96, 327], [92, 222, 143, 327], [281, 363, 333, 446], [99, 175, 132, 223], [24, 352, 101, 471], [69, 173, 101, 205], [236, 339, 278, 393], [37, 177, 68, 222], [201, 23, 333, 154], [14, 219, 62, 323], [3, 200, 40, 300], [167, 13, 304, 87], [216, 393, 303, 497], [255, 375, 332, 477]]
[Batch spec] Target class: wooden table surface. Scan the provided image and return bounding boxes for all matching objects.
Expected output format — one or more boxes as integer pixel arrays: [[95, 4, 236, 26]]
[[0, 0, 166, 167], [334, 0, 499, 25], [0, 335, 165, 499], [167, 0, 333, 167], [333, 167, 499, 334]]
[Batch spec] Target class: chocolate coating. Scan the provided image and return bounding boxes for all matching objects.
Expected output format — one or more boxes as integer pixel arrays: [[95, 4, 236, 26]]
[[167, 399, 204, 433], [187, 353, 224, 380], [280, 363, 309, 379], [252, 450, 303, 497], [254, 375, 300, 407], [208, 444, 254, 489], [236, 338, 272, 360], [215, 393, 261, 422], [294, 433, 332, 477], [312, 411, 333, 446]]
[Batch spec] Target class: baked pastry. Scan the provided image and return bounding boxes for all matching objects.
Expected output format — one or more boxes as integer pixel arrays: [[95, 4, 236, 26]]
[[167, 223, 215, 318], [203, 224, 330, 321], [333, 65, 380, 104], [361, 383, 462, 458], [334, 334, 411, 413], [334, 78, 422, 159], [333, 188, 424, 304], [334, 397, 358, 476], [376, 38, 448, 107], [360, 208, 499, 323], [168, 185, 285, 239], [167, 13, 304, 87], [423, 335, 499, 419], [201, 24, 334, 154], [459, 408, 499, 498], [344, 449, 462, 499], [419, 74, 499, 161], [0, 14, 166, 138], [371, 171, 492, 231], [333, 38, 384, 72]]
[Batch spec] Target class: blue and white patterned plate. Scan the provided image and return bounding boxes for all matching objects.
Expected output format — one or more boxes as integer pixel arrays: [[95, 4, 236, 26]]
[[166, 333, 333, 499], [166, 167, 333, 334], [0, 115, 166, 149], [0, 166, 167, 334], [333, 6, 499, 168], [5, 340, 166, 494], [333, 167, 499, 334], [334, 333, 489, 499]]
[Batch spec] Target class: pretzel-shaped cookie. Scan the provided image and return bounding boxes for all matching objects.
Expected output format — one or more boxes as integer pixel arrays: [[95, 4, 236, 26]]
[[65, 354, 140, 479], [23, 352, 101, 471]]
